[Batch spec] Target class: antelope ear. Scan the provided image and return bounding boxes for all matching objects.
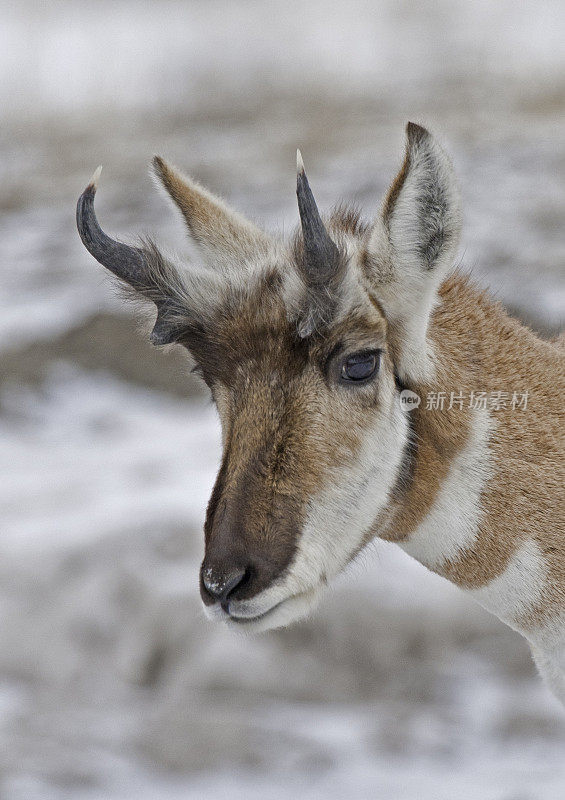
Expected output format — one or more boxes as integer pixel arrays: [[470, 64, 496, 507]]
[[152, 156, 273, 271], [365, 123, 461, 380]]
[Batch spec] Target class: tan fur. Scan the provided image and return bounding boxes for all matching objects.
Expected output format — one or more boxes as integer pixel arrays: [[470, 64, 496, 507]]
[[377, 273, 564, 629], [152, 132, 563, 646], [199, 276, 391, 599], [79, 124, 565, 700], [152, 156, 272, 266], [438, 278, 563, 621]]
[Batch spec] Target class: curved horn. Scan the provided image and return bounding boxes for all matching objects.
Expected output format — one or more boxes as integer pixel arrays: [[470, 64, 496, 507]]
[[296, 150, 340, 284], [76, 166, 146, 288]]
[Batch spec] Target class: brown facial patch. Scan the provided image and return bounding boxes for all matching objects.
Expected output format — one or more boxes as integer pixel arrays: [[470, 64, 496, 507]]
[[382, 122, 429, 229], [196, 273, 390, 601], [383, 158, 410, 230]]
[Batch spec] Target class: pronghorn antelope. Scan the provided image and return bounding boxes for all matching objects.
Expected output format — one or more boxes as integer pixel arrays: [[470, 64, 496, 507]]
[[77, 123, 565, 703]]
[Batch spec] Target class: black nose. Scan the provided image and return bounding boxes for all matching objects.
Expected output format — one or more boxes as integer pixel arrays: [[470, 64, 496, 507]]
[[200, 564, 249, 610]]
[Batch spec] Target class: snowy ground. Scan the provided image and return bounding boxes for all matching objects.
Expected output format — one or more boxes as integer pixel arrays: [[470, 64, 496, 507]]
[[1, 1, 565, 798]]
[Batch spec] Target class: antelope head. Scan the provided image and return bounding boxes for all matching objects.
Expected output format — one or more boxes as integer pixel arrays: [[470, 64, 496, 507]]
[[77, 123, 461, 632]]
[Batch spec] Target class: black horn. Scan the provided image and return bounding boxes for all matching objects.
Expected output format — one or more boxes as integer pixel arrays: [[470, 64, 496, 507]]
[[76, 166, 146, 288], [296, 150, 340, 284]]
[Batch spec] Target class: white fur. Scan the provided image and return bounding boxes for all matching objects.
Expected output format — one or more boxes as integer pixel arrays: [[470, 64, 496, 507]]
[[285, 400, 406, 590], [529, 613, 565, 704], [365, 128, 461, 383], [531, 646, 565, 705], [469, 539, 547, 626], [397, 407, 493, 570], [533, 613, 565, 660], [224, 374, 409, 632], [370, 272, 438, 383]]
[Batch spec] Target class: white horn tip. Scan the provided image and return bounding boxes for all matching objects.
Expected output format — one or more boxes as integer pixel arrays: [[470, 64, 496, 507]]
[[296, 149, 305, 175], [88, 165, 103, 190]]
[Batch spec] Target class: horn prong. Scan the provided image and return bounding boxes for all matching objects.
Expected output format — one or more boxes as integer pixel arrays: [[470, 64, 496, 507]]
[[76, 167, 146, 288], [89, 165, 103, 190], [295, 153, 340, 285]]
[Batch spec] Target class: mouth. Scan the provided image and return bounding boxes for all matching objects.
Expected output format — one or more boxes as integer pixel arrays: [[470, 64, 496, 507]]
[[204, 585, 323, 632], [227, 599, 285, 625]]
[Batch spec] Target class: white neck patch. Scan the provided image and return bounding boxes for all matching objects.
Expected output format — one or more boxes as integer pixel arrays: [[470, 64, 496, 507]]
[[397, 407, 493, 571]]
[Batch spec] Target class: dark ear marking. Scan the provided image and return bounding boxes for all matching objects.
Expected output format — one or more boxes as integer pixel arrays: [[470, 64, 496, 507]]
[[406, 121, 429, 146], [383, 147, 411, 229], [383, 124, 429, 228]]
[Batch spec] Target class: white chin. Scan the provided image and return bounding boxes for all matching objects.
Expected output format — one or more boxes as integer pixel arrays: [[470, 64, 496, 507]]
[[204, 586, 324, 634]]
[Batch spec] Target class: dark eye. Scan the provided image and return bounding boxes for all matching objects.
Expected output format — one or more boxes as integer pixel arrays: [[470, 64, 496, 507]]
[[340, 350, 380, 383]]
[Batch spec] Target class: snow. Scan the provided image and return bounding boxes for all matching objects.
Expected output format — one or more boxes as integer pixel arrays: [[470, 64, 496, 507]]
[[1, 0, 564, 796]]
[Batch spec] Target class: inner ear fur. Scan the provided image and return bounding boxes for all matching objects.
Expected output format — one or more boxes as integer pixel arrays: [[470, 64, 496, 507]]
[[377, 122, 461, 278], [364, 123, 462, 381]]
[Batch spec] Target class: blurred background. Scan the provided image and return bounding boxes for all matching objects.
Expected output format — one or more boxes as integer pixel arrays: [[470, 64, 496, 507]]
[[1, 1, 565, 798]]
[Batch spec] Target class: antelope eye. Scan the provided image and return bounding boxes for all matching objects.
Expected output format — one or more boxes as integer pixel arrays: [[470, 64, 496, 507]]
[[340, 350, 380, 383]]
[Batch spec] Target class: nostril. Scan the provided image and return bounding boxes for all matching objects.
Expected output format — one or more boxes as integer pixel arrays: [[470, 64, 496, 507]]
[[201, 566, 249, 607], [222, 568, 247, 599], [220, 567, 250, 612]]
